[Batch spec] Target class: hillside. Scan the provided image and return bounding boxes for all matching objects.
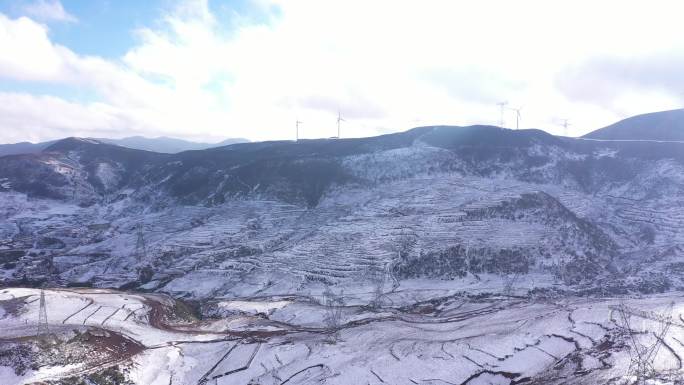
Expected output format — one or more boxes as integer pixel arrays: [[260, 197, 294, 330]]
[[583, 109, 684, 141], [0, 123, 682, 299]]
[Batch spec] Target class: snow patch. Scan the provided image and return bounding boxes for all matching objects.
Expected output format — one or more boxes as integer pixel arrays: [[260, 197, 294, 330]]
[[218, 300, 291, 315], [95, 162, 122, 191]]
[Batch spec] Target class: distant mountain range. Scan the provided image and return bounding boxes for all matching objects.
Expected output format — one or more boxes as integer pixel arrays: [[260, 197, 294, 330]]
[[0, 140, 54, 157], [583, 108, 684, 141], [0, 135, 249, 156], [96, 136, 249, 153]]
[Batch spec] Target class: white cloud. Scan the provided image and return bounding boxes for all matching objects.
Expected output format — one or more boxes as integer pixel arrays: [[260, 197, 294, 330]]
[[22, 0, 77, 23], [1, 0, 684, 143], [0, 14, 65, 82], [557, 51, 684, 109], [0, 92, 123, 143]]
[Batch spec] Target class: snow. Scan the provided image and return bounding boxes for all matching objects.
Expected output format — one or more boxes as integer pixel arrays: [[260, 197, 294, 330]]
[[0, 366, 29, 385], [579, 138, 684, 144], [41, 158, 76, 176], [163, 271, 231, 297], [3, 287, 683, 384], [95, 162, 121, 191], [218, 299, 291, 315]]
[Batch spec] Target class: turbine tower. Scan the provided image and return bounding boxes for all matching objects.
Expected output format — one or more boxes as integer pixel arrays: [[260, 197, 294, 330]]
[[336, 111, 345, 138], [296, 119, 303, 141], [509, 106, 523, 129], [497, 101, 508, 127], [134, 223, 146, 263], [38, 289, 49, 336]]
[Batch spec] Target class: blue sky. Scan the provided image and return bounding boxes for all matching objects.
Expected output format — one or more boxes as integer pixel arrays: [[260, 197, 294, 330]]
[[0, 0, 280, 58], [0, 0, 278, 105], [0, 0, 169, 108], [0, 1, 162, 57], [0, 0, 682, 143]]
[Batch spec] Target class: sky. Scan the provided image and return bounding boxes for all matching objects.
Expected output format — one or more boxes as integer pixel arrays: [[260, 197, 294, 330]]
[[0, 0, 683, 143]]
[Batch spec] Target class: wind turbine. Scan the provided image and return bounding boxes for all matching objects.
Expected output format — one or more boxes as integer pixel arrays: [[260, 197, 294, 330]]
[[509, 106, 523, 129], [496, 101, 508, 127], [561, 118, 571, 136], [296, 119, 303, 141], [336, 111, 345, 138]]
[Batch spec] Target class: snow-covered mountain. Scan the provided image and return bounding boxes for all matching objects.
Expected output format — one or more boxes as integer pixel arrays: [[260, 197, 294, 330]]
[[1, 117, 683, 299]]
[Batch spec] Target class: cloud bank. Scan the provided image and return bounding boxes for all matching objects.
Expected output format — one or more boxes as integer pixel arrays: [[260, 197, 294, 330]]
[[0, 0, 683, 143]]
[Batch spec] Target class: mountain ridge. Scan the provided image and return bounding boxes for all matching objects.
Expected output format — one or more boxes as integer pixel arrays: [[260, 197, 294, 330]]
[[0, 135, 249, 156], [583, 108, 684, 141]]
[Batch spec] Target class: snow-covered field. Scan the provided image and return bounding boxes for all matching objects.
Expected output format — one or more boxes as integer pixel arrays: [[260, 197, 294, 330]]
[[2, 287, 684, 384]]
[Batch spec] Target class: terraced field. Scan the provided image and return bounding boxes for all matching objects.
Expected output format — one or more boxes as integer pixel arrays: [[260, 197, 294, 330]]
[[2, 287, 684, 384]]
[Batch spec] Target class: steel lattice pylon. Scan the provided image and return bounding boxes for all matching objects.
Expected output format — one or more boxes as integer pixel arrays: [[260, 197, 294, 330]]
[[38, 289, 49, 336], [613, 302, 674, 384], [134, 223, 146, 263]]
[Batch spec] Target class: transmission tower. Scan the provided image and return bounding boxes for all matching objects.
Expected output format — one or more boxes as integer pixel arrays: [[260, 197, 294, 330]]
[[614, 302, 674, 382], [134, 223, 147, 263], [38, 290, 49, 336], [497, 101, 508, 127]]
